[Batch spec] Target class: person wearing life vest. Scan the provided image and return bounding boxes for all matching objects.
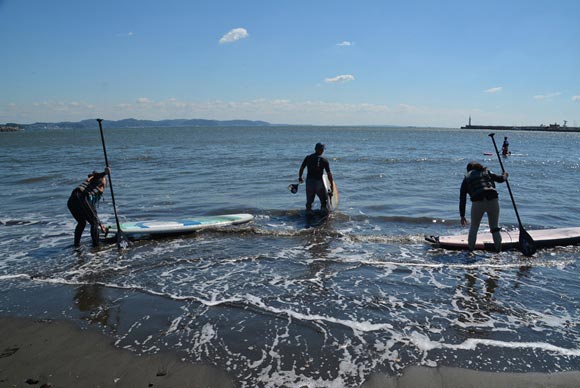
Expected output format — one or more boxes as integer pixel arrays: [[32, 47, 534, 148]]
[[67, 167, 110, 247], [298, 143, 334, 213], [459, 161, 508, 252]]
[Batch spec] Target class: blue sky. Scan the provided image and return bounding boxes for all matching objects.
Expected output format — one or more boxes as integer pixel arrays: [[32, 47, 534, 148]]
[[1, 0, 579, 126]]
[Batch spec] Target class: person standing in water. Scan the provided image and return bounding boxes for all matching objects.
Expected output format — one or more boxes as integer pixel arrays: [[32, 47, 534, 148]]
[[459, 161, 508, 252], [502, 136, 510, 156], [298, 143, 334, 213], [67, 167, 110, 247]]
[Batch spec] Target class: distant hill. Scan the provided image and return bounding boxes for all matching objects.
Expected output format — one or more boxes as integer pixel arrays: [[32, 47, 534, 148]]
[[16, 118, 273, 130]]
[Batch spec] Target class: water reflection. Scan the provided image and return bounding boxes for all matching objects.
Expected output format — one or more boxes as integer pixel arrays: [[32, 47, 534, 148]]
[[455, 268, 500, 335], [72, 249, 120, 331], [74, 284, 110, 326]]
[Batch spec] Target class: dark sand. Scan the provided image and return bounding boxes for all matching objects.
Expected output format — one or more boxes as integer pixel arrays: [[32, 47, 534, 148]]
[[1, 316, 579, 387], [0, 317, 233, 388], [363, 365, 580, 388]]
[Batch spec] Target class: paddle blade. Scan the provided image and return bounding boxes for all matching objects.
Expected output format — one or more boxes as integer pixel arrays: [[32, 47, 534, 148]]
[[288, 184, 299, 194], [116, 230, 131, 249], [519, 229, 536, 256]]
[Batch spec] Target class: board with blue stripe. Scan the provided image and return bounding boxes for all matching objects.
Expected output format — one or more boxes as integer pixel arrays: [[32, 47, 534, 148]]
[[109, 213, 253, 235]]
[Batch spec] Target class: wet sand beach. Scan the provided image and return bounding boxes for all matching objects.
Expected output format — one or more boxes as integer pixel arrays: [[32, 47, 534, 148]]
[[1, 317, 579, 388], [0, 317, 233, 388], [363, 366, 580, 388]]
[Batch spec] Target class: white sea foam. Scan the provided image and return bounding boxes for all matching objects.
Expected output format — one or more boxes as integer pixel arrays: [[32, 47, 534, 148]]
[[197, 323, 217, 346], [0, 274, 31, 281], [409, 331, 580, 357], [167, 316, 184, 334]]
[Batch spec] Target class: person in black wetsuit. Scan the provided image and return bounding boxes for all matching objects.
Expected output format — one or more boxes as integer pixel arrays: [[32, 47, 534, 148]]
[[67, 167, 110, 247], [298, 143, 334, 213], [502, 136, 510, 156], [459, 161, 508, 252]]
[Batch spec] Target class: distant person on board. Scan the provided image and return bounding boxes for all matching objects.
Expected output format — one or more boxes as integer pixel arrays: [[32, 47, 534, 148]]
[[67, 167, 110, 247], [459, 161, 508, 252], [298, 143, 334, 213], [502, 136, 510, 156]]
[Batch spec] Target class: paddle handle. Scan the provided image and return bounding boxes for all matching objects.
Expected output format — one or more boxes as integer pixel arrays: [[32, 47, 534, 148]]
[[488, 133, 525, 229]]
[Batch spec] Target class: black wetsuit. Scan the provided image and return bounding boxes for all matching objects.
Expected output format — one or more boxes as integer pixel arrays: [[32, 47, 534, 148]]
[[67, 171, 106, 246], [502, 139, 510, 155], [300, 153, 331, 210]]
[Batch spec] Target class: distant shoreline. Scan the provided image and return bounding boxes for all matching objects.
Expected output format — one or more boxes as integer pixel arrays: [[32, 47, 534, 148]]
[[3, 118, 580, 132], [0, 125, 22, 132], [2, 118, 435, 130], [5, 118, 275, 131]]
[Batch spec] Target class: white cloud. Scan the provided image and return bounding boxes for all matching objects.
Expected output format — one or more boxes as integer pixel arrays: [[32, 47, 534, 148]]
[[336, 41, 354, 47], [219, 28, 249, 44], [533, 92, 561, 100], [484, 87, 502, 93], [22, 100, 97, 119], [325, 74, 355, 84], [571, 95, 580, 102], [167, 98, 188, 108], [136, 97, 152, 104]]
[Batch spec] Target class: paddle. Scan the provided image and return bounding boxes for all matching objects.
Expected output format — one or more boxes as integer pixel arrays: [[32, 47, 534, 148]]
[[97, 119, 129, 249], [288, 182, 301, 194], [489, 133, 536, 256]]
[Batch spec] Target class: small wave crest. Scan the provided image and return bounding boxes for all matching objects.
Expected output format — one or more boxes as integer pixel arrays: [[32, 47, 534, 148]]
[[15, 174, 61, 184], [0, 218, 47, 226]]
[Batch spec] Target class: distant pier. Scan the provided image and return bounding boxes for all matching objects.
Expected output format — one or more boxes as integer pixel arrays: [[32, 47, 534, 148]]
[[461, 118, 580, 133]]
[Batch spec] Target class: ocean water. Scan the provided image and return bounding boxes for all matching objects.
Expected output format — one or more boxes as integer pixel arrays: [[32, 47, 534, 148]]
[[0, 126, 579, 387]]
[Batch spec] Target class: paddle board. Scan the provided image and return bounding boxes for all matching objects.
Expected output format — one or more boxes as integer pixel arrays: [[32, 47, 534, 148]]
[[323, 174, 339, 211], [108, 213, 254, 236], [483, 152, 525, 157], [425, 227, 580, 251]]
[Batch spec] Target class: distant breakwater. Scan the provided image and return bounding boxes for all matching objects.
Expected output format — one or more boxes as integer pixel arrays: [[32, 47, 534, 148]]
[[461, 124, 580, 133]]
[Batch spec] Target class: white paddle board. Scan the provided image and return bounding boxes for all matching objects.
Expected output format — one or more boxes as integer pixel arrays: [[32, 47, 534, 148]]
[[323, 174, 339, 211], [426, 227, 580, 251], [109, 213, 253, 236]]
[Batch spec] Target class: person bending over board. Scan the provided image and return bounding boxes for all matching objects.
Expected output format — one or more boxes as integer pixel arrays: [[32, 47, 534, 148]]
[[67, 167, 110, 247], [298, 143, 334, 214], [459, 161, 508, 252]]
